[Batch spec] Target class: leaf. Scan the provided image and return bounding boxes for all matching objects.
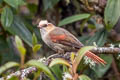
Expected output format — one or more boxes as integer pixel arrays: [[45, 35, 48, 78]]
[[32, 44, 42, 53], [70, 52, 75, 63], [43, 0, 59, 11], [86, 29, 108, 47], [4, 0, 25, 9], [1, 6, 13, 29], [32, 33, 38, 46], [78, 35, 91, 45], [0, 0, 3, 3], [26, 60, 55, 80], [8, 76, 19, 80], [0, 36, 20, 65], [0, 62, 19, 74], [0, 35, 8, 51], [104, 0, 120, 30], [72, 46, 95, 73], [27, 4, 37, 14], [15, 36, 23, 47], [50, 65, 63, 80], [23, 19, 42, 41], [49, 58, 71, 67], [6, 16, 32, 47], [58, 14, 90, 26], [79, 75, 91, 80], [15, 36, 26, 55]]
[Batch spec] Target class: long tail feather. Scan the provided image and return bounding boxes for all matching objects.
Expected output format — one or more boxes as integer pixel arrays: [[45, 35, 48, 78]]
[[85, 51, 106, 65]]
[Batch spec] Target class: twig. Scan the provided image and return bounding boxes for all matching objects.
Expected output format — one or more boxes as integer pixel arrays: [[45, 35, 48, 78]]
[[0, 47, 120, 80], [47, 47, 120, 60], [0, 67, 37, 80], [91, 47, 120, 54]]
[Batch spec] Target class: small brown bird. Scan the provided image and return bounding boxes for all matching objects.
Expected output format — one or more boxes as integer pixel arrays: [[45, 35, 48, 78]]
[[38, 20, 106, 65]]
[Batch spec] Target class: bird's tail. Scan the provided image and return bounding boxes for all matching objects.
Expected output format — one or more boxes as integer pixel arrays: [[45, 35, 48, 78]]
[[85, 51, 106, 65]]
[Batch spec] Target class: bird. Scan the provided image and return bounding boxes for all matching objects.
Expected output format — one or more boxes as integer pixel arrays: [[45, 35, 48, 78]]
[[38, 20, 106, 65]]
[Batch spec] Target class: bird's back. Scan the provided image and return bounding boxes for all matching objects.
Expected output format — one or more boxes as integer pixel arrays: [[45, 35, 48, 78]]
[[45, 27, 84, 53]]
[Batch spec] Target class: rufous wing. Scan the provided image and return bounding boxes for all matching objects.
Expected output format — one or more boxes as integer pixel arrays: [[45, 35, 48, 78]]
[[49, 27, 106, 65], [49, 27, 84, 49]]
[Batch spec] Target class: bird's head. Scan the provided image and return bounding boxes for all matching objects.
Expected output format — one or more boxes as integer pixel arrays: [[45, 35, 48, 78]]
[[38, 20, 55, 32]]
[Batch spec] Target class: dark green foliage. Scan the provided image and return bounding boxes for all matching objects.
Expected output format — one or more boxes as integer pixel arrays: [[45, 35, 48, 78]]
[[1, 6, 13, 28], [0, 0, 120, 80]]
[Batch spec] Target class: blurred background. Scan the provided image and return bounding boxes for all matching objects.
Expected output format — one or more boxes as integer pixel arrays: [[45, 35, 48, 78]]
[[0, 0, 120, 80]]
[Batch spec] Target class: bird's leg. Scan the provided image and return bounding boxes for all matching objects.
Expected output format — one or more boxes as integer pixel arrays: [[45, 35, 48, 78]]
[[46, 53, 63, 65], [47, 52, 74, 60], [53, 45, 65, 54], [47, 53, 63, 59]]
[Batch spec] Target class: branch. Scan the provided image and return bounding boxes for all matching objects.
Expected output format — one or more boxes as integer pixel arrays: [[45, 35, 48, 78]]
[[91, 47, 120, 54], [0, 47, 120, 80], [47, 47, 120, 60], [0, 67, 37, 80]]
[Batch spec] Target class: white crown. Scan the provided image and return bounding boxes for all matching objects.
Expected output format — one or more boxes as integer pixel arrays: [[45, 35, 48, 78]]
[[39, 20, 48, 26]]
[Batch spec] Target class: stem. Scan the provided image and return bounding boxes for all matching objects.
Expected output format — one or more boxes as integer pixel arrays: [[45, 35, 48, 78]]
[[20, 54, 25, 69]]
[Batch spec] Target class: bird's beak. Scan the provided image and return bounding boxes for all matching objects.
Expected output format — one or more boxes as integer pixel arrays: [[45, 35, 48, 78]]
[[37, 25, 42, 29]]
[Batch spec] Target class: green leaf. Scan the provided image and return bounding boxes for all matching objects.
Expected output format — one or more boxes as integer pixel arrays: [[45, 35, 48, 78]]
[[1, 6, 13, 29], [32, 33, 38, 46], [73, 46, 95, 73], [43, 0, 59, 11], [32, 44, 42, 53], [4, 0, 25, 9], [0, 35, 8, 51], [8, 76, 19, 80], [15, 36, 26, 55], [0, 36, 20, 65], [86, 29, 108, 47], [58, 14, 90, 26], [15, 36, 23, 47], [70, 52, 75, 63], [0, 0, 3, 3], [79, 75, 91, 80], [26, 60, 55, 80], [50, 65, 63, 80], [49, 58, 70, 67], [79, 35, 91, 45], [0, 62, 19, 74], [104, 0, 120, 30], [6, 16, 32, 47], [27, 4, 37, 14]]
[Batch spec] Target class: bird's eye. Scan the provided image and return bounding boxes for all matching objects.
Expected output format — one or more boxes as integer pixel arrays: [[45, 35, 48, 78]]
[[42, 24, 47, 27]]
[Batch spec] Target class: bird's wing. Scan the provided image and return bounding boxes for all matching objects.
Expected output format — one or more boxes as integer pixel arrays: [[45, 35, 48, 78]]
[[49, 27, 84, 49], [49, 27, 106, 65]]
